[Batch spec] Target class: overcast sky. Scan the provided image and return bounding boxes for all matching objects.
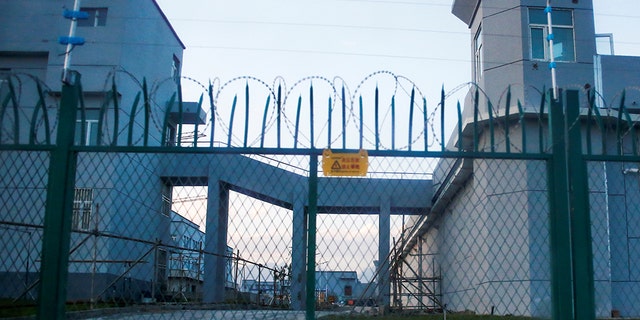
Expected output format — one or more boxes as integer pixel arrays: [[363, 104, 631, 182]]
[[155, 0, 640, 104]]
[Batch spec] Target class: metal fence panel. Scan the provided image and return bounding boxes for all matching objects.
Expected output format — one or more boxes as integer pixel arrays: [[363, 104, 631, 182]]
[[3, 72, 613, 319], [0, 151, 49, 309]]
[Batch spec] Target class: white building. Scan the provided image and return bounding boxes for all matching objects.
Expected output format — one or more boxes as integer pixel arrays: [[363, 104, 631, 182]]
[[168, 211, 235, 300], [398, 0, 640, 318]]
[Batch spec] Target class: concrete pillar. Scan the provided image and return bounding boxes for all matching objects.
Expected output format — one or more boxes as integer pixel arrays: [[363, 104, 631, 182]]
[[203, 179, 229, 303], [291, 192, 307, 310], [378, 197, 391, 310]]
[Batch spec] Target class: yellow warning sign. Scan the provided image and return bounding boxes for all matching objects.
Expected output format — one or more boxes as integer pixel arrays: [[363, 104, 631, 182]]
[[322, 149, 368, 177]]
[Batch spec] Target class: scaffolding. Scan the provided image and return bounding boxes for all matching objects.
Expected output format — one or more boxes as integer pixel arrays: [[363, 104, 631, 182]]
[[390, 235, 443, 312]]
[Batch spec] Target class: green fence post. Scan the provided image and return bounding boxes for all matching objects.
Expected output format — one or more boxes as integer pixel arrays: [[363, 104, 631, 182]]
[[566, 90, 595, 320], [547, 90, 574, 320], [306, 153, 318, 320], [37, 72, 80, 319]]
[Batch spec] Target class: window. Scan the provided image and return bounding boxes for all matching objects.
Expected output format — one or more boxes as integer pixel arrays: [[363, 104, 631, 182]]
[[529, 8, 575, 62], [344, 285, 352, 296], [75, 119, 99, 145], [172, 55, 181, 83], [77, 8, 108, 27], [473, 25, 483, 82], [75, 109, 100, 145], [72, 188, 93, 231], [161, 183, 172, 217]]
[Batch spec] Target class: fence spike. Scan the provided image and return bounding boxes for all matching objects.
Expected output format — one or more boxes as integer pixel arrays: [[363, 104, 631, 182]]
[[586, 89, 594, 155], [518, 100, 526, 153], [0, 93, 9, 143], [327, 97, 332, 149], [539, 86, 547, 153], [29, 80, 51, 145], [244, 82, 249, 148], [341, 85, 346, 149], [177, 82, 184, 147], [127, 91, 141, 146], [310, 83, 314, 149], [208, 81, 216, 148], [505, 86, 512, 153], [294, 95, 302, 149], [77, 82, 88, 145], [194, 94, 203, 147], [97, 89, 113, 146], [488, 99, 495, 153], [616, 90, 626, 155], [228, 95, 238, 147], [359, 95, 363, 150], [161, 92, 176, 147], [111, 77, 120, 146], [260, 94, 271, 148], [440, 85, 445, 152], [591, 100, 606, 155], [277, 84, 282, 149], [392, 95, 396, 150], [621, 97, 637, 156], [473, 88, 479, 152], [375, 86, 379, 150], [457, 101, 463, 151], [142, 78, 150, 147], [408, 87, 415, 152], [3, 78, 20, 145], [423, 97, 428, 152]]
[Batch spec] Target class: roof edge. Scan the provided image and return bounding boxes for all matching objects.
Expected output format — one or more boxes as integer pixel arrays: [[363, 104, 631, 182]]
[[451, 0, 480, 27], [152, 0, 187, 50]]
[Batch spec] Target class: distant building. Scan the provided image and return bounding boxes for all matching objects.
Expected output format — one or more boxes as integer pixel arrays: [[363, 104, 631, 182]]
[[315, 271, 362, 304], [241, 270, 367, 305], [168, 211, 204, 299], [168, 211, 234, 300]]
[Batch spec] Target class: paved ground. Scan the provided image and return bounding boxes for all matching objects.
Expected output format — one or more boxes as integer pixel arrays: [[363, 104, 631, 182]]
[[86, 310, 343, 320]]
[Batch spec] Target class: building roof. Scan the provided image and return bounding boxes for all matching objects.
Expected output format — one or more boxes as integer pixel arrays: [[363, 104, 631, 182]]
[[152, 0, 186, 49], [451, 0, 480, 27]]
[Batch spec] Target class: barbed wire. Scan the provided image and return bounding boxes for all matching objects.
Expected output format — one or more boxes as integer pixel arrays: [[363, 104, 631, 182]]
[[4, 71, 640, 154]]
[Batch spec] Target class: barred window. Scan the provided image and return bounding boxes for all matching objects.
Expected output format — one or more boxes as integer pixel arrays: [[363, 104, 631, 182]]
[[162, 194, 172, 217], [72, 188, 93, 231]]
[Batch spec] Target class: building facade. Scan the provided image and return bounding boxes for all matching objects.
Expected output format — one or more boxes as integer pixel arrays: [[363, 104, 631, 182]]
[[403, 0, 640, 317], [0, 0, 186, 302]]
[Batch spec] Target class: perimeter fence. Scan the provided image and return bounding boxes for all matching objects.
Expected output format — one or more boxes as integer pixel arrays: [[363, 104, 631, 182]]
[[1, 70, 640, 319]]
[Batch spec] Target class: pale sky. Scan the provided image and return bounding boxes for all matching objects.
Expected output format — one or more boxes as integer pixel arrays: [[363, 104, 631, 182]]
[[155, 0, 640, 104]]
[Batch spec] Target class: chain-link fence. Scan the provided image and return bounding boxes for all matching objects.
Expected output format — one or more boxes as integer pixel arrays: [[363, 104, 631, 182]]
[[587, 160, 640, 319], [3, 72, 640, 320], [391, 159, 551, 317]]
